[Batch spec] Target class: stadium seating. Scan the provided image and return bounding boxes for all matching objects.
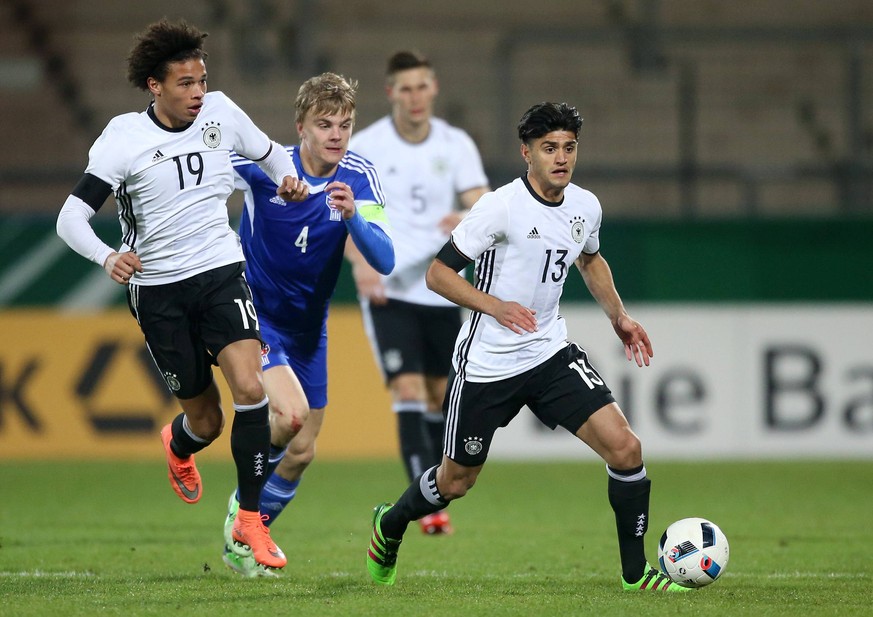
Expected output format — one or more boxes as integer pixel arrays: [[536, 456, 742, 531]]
[[0, 0, 871, 216]]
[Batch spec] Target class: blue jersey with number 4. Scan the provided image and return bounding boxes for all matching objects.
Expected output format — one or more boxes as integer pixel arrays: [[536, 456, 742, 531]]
[[232, 145, 386, 332]]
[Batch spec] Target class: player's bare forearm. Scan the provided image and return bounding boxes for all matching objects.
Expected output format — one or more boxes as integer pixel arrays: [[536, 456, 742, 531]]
[[427, 259, 496, 315], [458, 186, 490, 210], [427, 259, 536, 333], [577, 252, 653, 366], [575, 252, 627, 323]]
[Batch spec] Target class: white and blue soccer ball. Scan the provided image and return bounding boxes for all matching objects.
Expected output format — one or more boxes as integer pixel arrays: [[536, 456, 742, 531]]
[[657, 517, 730, 588]]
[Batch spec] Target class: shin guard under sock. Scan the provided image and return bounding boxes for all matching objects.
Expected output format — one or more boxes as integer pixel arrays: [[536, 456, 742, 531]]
[[607, 464, 650, 583], [231, 398, 271, 512]]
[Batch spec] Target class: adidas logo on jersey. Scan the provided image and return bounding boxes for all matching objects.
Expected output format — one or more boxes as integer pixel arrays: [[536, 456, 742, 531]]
[[269, 195, 288, 206], [527, 227, 540, 239], [151, 150, 165, 162]]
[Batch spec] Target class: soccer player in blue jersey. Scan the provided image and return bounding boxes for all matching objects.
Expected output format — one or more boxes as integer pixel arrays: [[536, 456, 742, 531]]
[[221, 72, 394, 577]]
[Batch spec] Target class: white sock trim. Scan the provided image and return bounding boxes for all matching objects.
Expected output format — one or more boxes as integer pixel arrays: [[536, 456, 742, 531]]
[[182, 415, 209, 444], [606, 464, 647, 483], [233, 396, 269, 412], [393, 400, 428, 414]]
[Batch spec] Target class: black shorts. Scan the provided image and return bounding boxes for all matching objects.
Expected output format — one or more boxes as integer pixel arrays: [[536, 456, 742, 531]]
[[127, 262, 261, 399], [443, 343, 615, 466], [365, 298, 462, 383]]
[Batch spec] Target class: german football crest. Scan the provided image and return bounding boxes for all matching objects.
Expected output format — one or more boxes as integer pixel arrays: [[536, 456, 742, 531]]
[[163, 371, 181, 392], [570, 216, 585, 243], [463, 436, 483, 455], [201, 121, 221, 148]]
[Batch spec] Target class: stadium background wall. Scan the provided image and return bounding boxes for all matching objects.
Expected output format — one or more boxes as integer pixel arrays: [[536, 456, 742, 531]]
[[1, 304, 871, 461], [0, 308, 395, 460], [0, 217, 871, 460], [2, 217, 873, 308]]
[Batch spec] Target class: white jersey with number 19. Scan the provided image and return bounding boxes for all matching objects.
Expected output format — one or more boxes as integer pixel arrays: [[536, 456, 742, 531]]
[[84, 91, 279, 285], [450, 176, 603, 382]]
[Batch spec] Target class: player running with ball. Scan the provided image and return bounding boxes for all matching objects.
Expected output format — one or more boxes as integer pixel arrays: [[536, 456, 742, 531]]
[[366, 102, 690, 592]]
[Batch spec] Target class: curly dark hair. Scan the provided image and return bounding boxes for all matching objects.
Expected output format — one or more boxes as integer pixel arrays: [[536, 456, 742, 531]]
[[126, 19, 208, 91], [517, 102, 583, 143]]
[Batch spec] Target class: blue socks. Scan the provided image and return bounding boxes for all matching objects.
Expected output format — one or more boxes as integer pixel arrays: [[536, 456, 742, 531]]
[[259, 473, 301, 527]]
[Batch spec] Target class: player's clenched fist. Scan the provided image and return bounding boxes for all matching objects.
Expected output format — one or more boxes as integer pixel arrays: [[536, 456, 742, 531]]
[[277, 176, 309, 202]]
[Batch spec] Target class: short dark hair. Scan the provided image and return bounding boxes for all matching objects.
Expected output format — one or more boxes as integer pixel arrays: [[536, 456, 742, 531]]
[[386, 50, 432, 79], [517, 102, 583, 143], [126, 20, 208, 91]]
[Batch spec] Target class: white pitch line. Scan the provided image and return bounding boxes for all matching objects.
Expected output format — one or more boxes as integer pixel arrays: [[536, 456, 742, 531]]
[[0, 571, 96, 578]]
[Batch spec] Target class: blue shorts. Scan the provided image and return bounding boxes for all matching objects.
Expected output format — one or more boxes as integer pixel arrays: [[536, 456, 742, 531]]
[[259, 318, 328, 409]]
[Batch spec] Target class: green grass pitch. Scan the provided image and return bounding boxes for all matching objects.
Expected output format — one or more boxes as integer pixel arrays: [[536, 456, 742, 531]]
[[1, 459, 870, 616]]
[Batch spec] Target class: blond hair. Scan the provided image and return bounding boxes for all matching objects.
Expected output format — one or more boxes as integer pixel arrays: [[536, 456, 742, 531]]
[[295, 72, 358, 124]]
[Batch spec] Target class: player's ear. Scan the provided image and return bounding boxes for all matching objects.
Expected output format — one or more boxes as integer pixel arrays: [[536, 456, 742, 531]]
[[147, 76, 161, 97], [520, 142, 530, 165]]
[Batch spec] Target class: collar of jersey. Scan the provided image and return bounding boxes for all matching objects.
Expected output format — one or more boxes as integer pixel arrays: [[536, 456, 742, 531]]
[[521, 174, 565, 207], [293, 146, 337, 194], [146, 103, 193, 133]]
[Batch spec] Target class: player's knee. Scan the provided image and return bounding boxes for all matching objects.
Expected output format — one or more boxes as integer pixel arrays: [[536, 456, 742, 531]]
[[390, 376, 426, 401], [229, 374, 266, 406], [606, 431, 642, 470], [193, 413, 224, 442], [269, 402, 309, 444]]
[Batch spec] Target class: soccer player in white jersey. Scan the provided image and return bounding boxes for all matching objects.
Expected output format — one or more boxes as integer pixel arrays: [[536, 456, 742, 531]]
[[55, 20, 308, 573], [366, 102, 691, 592], [348, 51, 490, 535], [220, 73, 394, 577]]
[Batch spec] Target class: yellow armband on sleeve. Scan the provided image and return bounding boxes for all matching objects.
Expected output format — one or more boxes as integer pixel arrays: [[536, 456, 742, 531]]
[[357, 203, 391, 230]]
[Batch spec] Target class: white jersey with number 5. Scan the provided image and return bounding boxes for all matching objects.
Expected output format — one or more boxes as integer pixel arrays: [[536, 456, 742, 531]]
[[350, 116, 488, 306], [84, 91, 281, 285], [450, 176, 603, 382]]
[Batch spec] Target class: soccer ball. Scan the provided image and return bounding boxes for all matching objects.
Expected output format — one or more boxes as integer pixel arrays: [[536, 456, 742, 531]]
[[657, 517, 729, 588]]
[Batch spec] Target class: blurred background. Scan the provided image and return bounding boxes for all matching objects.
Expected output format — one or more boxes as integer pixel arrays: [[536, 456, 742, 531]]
[[1, 0, 872, 461]]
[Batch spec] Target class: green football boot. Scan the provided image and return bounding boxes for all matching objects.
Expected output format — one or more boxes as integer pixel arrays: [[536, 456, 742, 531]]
[[367, 503, 402, 585], [224, 491, 252, 558], [222, 546, 279, 578], [622, 564, 692, 592]]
